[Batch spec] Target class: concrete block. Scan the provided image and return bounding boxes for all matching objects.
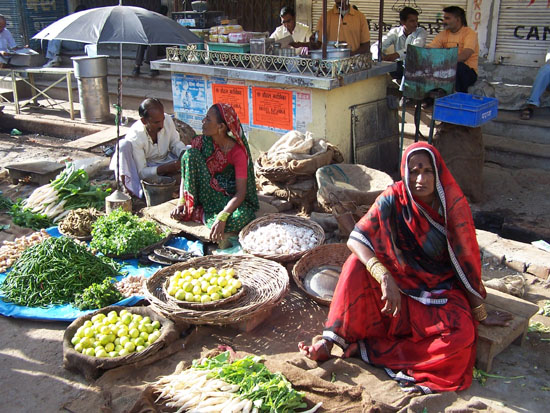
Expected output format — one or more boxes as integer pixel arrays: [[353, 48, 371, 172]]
[[476, 229, 500, 250], [526, 263, 550, 280]]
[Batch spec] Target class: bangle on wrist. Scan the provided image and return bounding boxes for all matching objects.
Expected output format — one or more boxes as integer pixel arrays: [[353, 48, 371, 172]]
[[217, 211, 230, 222], [472, 303, 488, 322], [177, 198, 185, 206], [365, 256, 389, 284]]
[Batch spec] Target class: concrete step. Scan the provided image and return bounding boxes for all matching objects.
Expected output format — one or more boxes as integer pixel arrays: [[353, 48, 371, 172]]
[[482, 108, 550, 144], [484, 133, 550, 170]]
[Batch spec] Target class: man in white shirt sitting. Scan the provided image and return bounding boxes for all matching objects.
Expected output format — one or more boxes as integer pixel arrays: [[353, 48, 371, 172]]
[[270, 6, 312, 55], [371, 7, 427, 79], [110, 98, 187, 198]]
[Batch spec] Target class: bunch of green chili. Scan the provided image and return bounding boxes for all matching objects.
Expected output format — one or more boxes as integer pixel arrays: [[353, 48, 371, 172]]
[[1, 237, 121, 307]]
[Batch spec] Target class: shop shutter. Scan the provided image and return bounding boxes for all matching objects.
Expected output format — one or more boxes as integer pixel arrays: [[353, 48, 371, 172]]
[[0, 0, 26, 47], [494, 0, 550, 67], [311, 0, 468, 44]]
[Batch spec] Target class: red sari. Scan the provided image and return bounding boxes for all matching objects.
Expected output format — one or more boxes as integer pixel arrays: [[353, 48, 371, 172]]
[[324, 142, 486, 393]]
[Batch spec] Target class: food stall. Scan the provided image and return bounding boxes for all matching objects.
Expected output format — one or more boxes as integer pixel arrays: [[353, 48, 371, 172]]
[[152, 10, 399, 170]]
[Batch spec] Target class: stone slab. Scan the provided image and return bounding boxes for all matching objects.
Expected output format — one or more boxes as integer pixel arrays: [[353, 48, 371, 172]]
[[67, 125, 128, 150]]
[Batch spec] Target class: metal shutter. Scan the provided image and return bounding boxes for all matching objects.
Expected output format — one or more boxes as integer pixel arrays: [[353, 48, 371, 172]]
[[494, 0, 550, 67], [0, 0, 26, 47], [311, 0, 468, 44]]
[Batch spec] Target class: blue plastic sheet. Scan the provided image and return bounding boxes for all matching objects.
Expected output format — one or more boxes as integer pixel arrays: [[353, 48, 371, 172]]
[[0, 228, 203, 322]]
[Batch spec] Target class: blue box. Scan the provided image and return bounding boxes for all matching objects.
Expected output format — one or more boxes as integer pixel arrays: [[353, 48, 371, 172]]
[[433, 92, 498, 127]]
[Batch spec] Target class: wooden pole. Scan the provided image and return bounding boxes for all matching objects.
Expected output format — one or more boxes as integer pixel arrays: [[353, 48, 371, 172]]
[[378, 0, 384, 62], [322, 0, 327, 59]]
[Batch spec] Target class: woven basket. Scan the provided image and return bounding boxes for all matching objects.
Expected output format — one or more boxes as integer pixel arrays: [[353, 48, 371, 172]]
[[63, 305, 180, 379], [161, 272, 247, 310], [144, 255, 289, 326], [255, 154, 295, 183], [239, 214, 325, 263], [292, 243, 351, 306]]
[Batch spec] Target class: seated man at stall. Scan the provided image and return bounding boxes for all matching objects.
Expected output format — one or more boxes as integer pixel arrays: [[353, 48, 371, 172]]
[[520, 47, 550, 120], [0, 14, 21, 68], [314, 0, 370, 56], [170, 103, 259, 242], [428, 6, 478, 93], [110, 98, 187, 198], [270, 6, 312, 55], [370, 7, 427, 80]]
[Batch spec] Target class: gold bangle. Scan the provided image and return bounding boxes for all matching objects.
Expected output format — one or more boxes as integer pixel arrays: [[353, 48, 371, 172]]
[[216, 211, 230, 222], [472, 304, 488, 322], [365, 256, 380, 274], [366, 260, 389, 284]]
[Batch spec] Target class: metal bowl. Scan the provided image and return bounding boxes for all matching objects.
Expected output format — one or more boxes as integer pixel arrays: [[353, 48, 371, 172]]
[[191, 1, 208, 12], [310, 47, 351, 60]]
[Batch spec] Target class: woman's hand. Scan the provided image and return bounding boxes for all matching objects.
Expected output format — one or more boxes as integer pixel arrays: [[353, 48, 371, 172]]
[[170, 204, 186, 220], [210, 219, 226, 243], [481, 310, 513, 327], [380, 273, 401, 317]]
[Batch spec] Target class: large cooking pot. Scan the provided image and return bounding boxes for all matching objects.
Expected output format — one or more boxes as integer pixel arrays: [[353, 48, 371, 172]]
[[310, 47, 351, 60]]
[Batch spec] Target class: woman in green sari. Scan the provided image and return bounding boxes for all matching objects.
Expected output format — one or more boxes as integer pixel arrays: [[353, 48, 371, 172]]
[[170, 103, 259, 242]]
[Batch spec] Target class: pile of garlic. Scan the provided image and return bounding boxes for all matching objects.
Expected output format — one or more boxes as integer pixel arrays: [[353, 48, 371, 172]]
[[241, 223, 320, 255], [0, 230, 50, 273]]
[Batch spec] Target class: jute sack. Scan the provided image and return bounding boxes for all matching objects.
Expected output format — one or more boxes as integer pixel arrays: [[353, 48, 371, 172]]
[[316, 164, 394, 212], [63, 305, 183, 380], [433, 123, 484, 203]]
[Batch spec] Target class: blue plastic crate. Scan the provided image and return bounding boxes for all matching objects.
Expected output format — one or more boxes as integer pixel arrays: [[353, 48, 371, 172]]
[[433, 92, 498, 127]]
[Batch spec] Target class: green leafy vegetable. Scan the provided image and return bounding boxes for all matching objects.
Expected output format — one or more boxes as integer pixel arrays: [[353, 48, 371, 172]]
[[90, 209, 167, 256], [473, 367, 525, 386], [0, 194, 14, 211], [51, 162, 111, 210], [193, 351, 307, 412], [1, 237, 121, 307], [74, 277, 124, 310], [9, 201, 53, 230]]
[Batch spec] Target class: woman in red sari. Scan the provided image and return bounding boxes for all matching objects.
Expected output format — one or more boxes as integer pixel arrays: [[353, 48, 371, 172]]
[[299, 142, 511, 393]]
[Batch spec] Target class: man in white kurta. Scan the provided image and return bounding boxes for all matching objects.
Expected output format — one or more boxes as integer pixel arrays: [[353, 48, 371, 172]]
[[110, 98, 187, 197], [270, 6, 312, 55]]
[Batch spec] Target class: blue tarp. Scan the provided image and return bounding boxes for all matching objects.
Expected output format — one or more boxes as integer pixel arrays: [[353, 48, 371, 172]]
[[0, 228, 203, 322]]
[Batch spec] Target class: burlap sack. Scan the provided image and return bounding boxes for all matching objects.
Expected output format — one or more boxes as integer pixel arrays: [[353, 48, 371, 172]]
[[172, 117, 196, 145], [63, 305, 184, 380], [433, 123, 484, 203], [316, 164, 394, 213]]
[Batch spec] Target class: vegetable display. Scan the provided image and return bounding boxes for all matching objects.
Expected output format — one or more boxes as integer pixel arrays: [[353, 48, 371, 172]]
[[115, 275, 145, 297], [59, 207, 102, 238], [153, 351, 319, 413], [9, 201, 53, 230], [241, 223, 320, 255], [22, 163, 111, 221], [70, 309, 162, 357], [0, 230, 50, 273], [166, 266, 242, 303], [1, 237, 121, 307], [0, 194, 13, 211], [90, 209, 168, 256], [74, 278, 124, 310]]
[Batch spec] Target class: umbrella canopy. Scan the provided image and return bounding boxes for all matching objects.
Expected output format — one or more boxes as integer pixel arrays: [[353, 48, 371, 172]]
[[32, 5, 200, 45]]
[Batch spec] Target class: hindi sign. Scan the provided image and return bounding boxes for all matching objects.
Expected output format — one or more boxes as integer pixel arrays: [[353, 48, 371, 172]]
[[212, 84, 249, 124], [252, 87, 293, 131]]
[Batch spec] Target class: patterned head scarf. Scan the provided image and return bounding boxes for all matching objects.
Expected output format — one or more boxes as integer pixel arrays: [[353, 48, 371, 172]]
[[214, 103, 247, 157]]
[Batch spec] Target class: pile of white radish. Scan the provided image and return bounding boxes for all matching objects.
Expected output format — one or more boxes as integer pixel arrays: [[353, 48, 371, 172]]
[[153, 368, 255, 413], [23, 183, 69, 222]]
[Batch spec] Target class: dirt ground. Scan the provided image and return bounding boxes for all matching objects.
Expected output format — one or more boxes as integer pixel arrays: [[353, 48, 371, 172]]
[[1, 116, 550, 412]]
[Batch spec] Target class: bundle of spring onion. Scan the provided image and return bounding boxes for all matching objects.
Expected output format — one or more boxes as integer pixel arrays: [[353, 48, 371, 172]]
[[22, 163, 111, 222], [152, 351, 321, 413]]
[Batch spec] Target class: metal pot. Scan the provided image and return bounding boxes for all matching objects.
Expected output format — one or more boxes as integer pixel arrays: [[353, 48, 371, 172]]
[[310, 47, 351, 60]]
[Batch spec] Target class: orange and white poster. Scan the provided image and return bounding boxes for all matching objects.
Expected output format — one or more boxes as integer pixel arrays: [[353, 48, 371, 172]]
[[212, 83, 249, 124], [252, 87, 293, 131]]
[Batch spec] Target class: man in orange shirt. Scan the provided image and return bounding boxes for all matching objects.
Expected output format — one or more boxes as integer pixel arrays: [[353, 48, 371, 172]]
[[428, 6, 479, 93], [315, 0, 370, 56]]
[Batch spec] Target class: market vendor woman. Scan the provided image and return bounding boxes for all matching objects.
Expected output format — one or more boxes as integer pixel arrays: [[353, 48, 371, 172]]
[[171, 103, 259, 242], [299, 142, 512, 393]]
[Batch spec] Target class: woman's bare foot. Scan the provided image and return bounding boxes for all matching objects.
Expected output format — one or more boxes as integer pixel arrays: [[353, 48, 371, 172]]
[[343, 342, 359, 358], [298, 339, 333, 361]]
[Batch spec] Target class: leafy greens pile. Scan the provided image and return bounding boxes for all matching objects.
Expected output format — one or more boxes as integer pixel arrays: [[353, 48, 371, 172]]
[[1, 237, 122, 307], [90, 209, 168, 256], [74, 277, 124, 310], [194, 351, 308, 412]]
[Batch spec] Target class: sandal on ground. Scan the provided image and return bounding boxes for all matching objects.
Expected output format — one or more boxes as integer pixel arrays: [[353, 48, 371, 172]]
[[520, 107, 533, 120]]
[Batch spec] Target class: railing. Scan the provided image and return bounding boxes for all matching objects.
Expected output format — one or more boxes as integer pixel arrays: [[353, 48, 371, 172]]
[[165, 46, 372, 78]]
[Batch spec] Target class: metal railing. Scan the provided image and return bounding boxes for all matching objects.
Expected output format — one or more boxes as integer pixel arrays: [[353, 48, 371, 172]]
[[166, 46, 372, 78]]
